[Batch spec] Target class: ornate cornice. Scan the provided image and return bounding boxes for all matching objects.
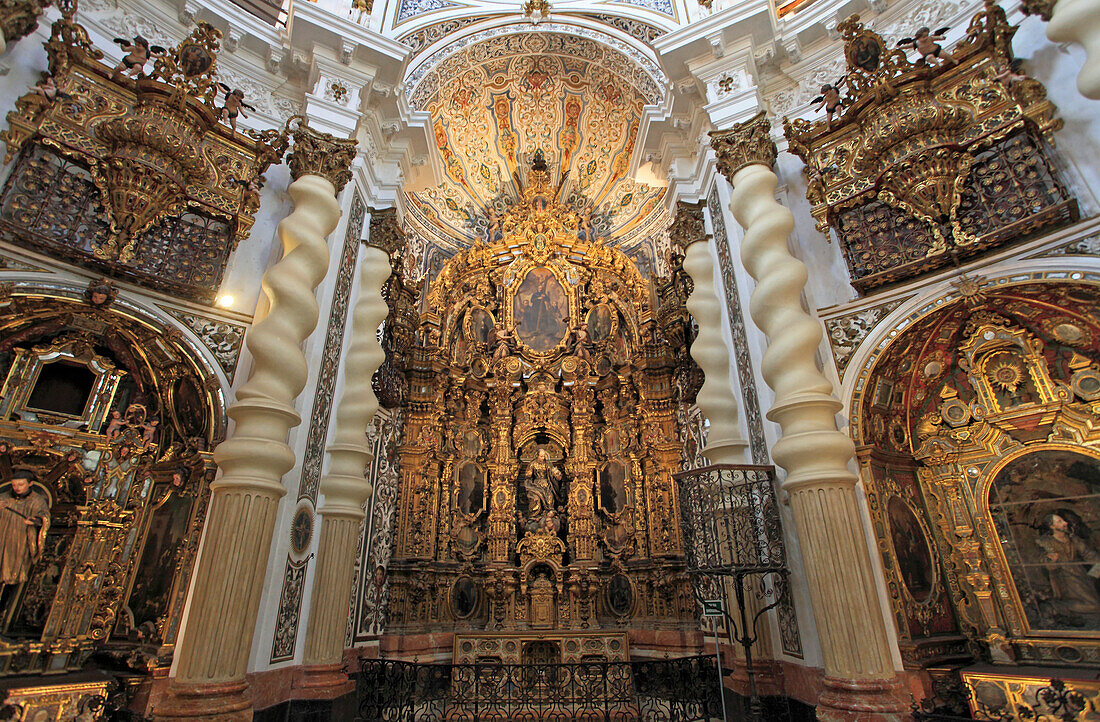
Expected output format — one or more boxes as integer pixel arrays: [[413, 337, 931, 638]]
[[287, 121, 358, 193], [708, 111, 778, 183], [367, 207, 406, 258]]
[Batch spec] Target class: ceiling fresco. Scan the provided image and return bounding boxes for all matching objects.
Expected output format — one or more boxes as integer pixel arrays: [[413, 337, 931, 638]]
[[403, 32, 668, 252]]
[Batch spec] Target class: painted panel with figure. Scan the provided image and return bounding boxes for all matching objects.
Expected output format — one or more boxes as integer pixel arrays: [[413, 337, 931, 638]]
[[988, 449, 1100, 633], [513, 268, 568, 352]]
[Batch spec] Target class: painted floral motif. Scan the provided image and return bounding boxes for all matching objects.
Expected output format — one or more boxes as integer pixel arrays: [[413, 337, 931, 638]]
[[405, 33, 666, 250]]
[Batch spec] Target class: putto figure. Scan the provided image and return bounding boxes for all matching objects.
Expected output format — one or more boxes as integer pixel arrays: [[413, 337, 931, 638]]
[[111, 36, 166, 79], [897, 26, 956, 67]]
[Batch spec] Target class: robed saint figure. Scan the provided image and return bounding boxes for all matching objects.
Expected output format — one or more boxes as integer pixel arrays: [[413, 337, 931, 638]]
[[0, 471, 49, 586]]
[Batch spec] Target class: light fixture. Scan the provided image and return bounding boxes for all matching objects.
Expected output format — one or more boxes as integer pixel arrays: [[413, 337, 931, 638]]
[[216, 294, 235, 309]]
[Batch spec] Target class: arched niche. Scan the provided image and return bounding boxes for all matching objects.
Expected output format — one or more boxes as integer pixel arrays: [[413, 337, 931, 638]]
[[0, 289, 224, 675], [853, 281, 1100, 670]]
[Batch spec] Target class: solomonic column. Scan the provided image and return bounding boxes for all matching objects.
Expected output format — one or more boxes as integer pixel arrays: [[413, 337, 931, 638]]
[[1024, 0, 1100, 99], [670, 201, 749, 465], [709, 112, 903, 721], [153, 121, 358, 722], [300, 209, 404, 687]]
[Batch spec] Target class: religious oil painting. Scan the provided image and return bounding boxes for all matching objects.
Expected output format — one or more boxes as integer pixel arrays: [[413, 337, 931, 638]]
[[886, 496, 935, 603], [587, 304, 614, 344], [988, 449, 1100, 632], [514, 267, 568, 352]]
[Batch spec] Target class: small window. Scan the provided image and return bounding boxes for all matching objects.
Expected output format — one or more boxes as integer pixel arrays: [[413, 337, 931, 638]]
[[26, 360, 95, 417]]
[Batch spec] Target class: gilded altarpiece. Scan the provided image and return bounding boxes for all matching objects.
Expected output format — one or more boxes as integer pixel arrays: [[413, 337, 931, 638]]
[[857, 282, 1100, 671], [385, 168, 696, 661], [0, 290, 222, 677]]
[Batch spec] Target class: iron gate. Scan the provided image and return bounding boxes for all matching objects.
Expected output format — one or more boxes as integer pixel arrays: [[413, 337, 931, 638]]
[[356, 656, 723, 721]]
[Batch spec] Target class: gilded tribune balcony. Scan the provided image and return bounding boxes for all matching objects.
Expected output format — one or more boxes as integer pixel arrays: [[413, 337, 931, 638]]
[[0, 1, 287, 304], [783, 5, 1078, 294]]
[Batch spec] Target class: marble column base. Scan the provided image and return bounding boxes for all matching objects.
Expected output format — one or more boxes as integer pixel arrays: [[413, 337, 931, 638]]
[[150, 679, 253, 722], [817, 676, 909, 722], [295, 663, 355, 699]]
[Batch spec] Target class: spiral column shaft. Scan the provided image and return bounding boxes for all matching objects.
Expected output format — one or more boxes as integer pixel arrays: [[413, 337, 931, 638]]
[[154, 124, 357, 722], [712, 114, 902, 720]]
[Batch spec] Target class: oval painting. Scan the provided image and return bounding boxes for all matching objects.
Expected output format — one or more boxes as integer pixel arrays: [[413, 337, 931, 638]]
[[452, 577, 479, 619], [886, 496, 935, 603], [466, 308, 494, 345], [513, 267, 568, 352], [586, 303, 614, 343], [607, 574, 633, 616]]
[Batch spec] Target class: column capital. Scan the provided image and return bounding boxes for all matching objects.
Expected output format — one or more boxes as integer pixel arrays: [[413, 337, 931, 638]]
[[366, 206, 406, 257], [668, 200, 707, 256], [708, 110, 777, 183], [288, 121, 358, 193]]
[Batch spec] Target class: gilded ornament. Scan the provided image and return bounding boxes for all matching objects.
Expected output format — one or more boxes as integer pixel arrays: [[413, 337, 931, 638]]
[[286, 117, 358, 193], [708, 111, 778, 182]]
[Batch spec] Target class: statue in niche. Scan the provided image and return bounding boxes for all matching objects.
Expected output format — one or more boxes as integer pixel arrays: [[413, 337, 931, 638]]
[[523, 448, 563, 531], [0, 470, 49, 592]]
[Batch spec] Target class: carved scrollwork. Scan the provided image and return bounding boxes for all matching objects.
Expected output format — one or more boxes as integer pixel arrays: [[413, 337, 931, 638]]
[[784, 6, 1075, 293]]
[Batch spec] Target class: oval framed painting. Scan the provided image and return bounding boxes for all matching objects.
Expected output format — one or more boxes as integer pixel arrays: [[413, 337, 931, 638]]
[[885, 495, 935, 603]]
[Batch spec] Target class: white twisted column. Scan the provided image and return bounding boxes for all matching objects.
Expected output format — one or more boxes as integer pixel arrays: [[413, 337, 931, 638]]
[[675, 202, 749, 465], [711, 113, 901, 721], [301, 210, 402, 682], [1046, 0, 1100, 99], [154, 123, 357, 722]]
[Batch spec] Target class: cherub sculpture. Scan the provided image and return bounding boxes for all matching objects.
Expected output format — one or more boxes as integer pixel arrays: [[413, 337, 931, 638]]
[[992, 58, 1028, 84], [30, 73, 71, 103], [897, 26, 956, 67], [810, 81, 845, 127], [216, 84, 256, 134], [111, 36, 166, 79]]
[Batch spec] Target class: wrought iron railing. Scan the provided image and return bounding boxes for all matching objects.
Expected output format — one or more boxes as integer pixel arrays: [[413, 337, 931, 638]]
[[0, 144, 235, 303], [356, 656, 722, 721], [675, 464, 790, 722]]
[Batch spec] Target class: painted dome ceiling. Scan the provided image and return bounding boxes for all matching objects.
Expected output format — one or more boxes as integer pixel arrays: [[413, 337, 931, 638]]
[[403, 31, 668, 251]]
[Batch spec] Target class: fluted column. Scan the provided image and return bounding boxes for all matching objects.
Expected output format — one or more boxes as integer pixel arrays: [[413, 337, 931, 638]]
[[673, 203, 749, 465], [710, 112, 902, 721], [153, 122, 357, 722], [300, 209, 403, 683]]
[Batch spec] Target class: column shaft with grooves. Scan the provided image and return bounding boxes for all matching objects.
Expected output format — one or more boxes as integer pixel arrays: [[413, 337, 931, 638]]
[[157, 122, 357, 720], [303, 210, 403, 667], [711, 113, 900, 717]]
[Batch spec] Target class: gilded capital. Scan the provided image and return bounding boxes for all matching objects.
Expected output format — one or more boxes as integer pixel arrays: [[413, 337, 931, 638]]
[[709, 111, 778, 182], [668, 200, 706, 254], [287, 123, 358, 193], [367, 207, 406, 257]]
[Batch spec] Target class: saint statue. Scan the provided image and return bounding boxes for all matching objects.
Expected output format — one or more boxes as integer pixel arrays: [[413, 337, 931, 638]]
[[0, 470, 49, 586], [524, 448, 562, 528]]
